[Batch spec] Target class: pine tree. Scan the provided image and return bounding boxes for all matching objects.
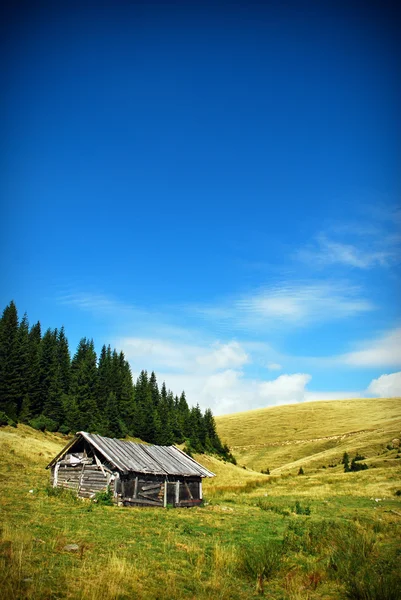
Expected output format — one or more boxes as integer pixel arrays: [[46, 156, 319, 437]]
[[178, 391, 191, 439], [19, 394, 32, 423], [149, 372, 160, 408], [16, 313, 31, 416], [70, 338, 99, 431], [203, 408, 223, 453], [132, 370, 149, 439], [342, 452, 350, 473], [106, 391, 125, 438], [156, 387, 174, 445], [97, 345, 112, 413], [0, 301, 20, 419], [57, 327, 71, 395], [28, 321, 42, 417], [40, 329, 64, 426], [61, 394, 81, 434], [117, 352, 135, 433]]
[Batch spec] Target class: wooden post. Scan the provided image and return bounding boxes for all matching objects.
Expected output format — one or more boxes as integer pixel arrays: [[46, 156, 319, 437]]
[[134, 476, 138, 498], [164, 477, 168, 508], [77, 464, 85, 496], [53, 463, 60, 487], [199, 479, 202, 500], [175, 481, 180, 507]]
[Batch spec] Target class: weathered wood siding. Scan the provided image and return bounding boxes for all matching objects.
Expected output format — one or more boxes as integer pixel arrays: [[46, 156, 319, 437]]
[[121, 475, 165, 507], [55, 463, 110, 498], [118, 474, 202, 507]]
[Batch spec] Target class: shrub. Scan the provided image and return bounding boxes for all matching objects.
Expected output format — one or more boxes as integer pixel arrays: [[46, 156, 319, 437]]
[[0, 411, 17, 428], [294, 500, 311, 515], [283, 520, 333, 554], [328, 524, 401, 599], [342, 452, 350, 472], [58, 424, 70, 435], [241, 540, 283, 594], [350, 458, 368, 472], [394, 490, 401, 497], [256, 498, 290, 515], [94, 487, 114, 506], [298, 466, 304, 475], [261, 468, 270, 475], [29, 414, 58, 432]]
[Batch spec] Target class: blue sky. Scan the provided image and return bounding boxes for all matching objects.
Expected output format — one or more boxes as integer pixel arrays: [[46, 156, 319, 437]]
[[2, 1, 400, 414]]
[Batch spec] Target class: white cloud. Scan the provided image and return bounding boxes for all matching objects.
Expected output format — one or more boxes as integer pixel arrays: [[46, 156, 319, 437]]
[[236, 282, 373, 326], [148, 369, 313, 415], [117, 337, 248, 374], [258, 373, 311, 405], [342, 327, 401, 368], [267, 362, 282, 371], [196, 341, 249, 370], [367, 372, 401, 398]]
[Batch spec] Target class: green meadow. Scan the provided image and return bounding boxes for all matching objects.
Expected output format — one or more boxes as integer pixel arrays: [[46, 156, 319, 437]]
[[1, 397, 401, 599]]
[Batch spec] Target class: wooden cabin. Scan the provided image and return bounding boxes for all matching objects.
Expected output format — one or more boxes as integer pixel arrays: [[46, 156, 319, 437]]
[[46, 431, 215, 507]]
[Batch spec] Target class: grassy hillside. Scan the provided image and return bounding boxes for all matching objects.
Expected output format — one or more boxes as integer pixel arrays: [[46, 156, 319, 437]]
[[215, 397, 401, 475], [1, 418, 401, 599]]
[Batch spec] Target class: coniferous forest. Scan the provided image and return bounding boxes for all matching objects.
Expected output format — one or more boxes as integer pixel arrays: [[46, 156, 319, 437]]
[[0, 300, 234, 460]]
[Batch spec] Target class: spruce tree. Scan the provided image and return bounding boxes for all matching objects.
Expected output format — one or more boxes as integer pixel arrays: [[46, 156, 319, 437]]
[[57, 326, 71, 394], [70, 338, 99, 431], [19, 394, 32, 423], [117, 352, 135, 433], [40, 328, 64, 426], [106, 391, 125, 438], [16, 313, 31, 417], [0, 301, 20, 419], [28, 321, 42, 417]]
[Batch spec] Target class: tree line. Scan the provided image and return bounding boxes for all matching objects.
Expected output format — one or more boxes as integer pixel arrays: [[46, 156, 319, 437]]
[[0, 300, 235, 460]]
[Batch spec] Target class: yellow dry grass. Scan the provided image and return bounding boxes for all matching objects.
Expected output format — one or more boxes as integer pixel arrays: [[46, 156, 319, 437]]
[[215, 397, 401, 472]]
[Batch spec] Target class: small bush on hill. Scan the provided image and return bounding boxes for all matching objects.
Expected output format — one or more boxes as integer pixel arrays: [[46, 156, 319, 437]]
[[350, 457, 368, 472], [328, 523, 401, 599], [29, 414, 58, 432], [0, 410, 17, 427], [94, 487, 114, 506], [298, 466, 304, 475], [294, 500, 311, 515], [241, 539, 283, 594]]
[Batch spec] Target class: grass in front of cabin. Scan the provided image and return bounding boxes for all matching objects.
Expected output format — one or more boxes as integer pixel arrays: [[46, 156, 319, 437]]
[[1, 424, 401, 599]]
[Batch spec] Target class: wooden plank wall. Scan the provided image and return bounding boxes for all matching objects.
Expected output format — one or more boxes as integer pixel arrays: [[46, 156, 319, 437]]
[[56, 464, 110, 498]]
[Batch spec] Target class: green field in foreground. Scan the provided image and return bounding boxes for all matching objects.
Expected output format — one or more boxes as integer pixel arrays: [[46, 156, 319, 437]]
[[1, 402, 401, 600]]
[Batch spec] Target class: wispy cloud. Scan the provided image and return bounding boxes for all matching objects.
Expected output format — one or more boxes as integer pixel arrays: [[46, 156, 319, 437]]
[[267, 362, 282, 371], [58, 292, 139, 316], [340, 327, 401, 368], [297, 209, 401, 271], [194, 281, 374, 329], [298, 234, 394, 269]]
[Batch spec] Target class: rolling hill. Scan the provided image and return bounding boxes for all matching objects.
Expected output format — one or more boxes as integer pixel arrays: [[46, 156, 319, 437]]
[[215, 397, 401, 474]]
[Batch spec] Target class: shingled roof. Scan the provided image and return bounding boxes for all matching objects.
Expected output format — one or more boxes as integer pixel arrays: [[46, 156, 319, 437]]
[[47, 431, 215, 478]]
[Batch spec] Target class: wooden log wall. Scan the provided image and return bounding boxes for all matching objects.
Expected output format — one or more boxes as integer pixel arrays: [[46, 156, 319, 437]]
[[55, 464, 110, 498], [79, 465, 109, 498]]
